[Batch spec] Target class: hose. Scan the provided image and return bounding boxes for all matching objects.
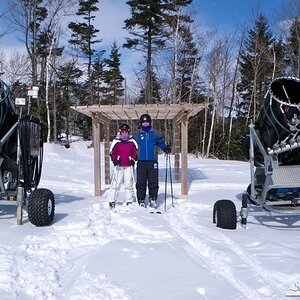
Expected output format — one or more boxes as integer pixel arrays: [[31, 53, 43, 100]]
[[19, 115, 44, 192]]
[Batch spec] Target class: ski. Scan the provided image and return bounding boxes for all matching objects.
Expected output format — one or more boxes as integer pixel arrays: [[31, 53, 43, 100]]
[[148, 204, 162, 214], [149, 209, 162, 214], [109, 202, 137, 213]]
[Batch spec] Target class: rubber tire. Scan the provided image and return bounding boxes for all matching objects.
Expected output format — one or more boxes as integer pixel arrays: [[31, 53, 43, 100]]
[[213, 199, 237, 229], [28, 188, 55, 226]]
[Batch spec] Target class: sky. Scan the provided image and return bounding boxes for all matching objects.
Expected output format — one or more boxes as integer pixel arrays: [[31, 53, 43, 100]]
[[0, 138, 300, 299], [0, 0, 290, 86], [193, 0, 285, 32]]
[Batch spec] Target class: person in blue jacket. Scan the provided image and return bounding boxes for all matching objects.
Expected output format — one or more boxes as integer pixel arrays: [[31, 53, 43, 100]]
[[135, 114, 171, 208]]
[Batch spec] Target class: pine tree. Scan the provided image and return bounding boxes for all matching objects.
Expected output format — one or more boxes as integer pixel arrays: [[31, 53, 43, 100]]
[[124, 0, 193, 104], [56, 61, 84, 140], [68, 0, 101, 105], [176, 24, 200, 103], [91, 50, 106, 104], [103, 42, 124, 105], [137, 70, 161, 104], [286, 18, 300, 77], [24, 0, 48, 86], [163, 0, 194, 103], [238, 13, 275, 122], [37, 29, 64, 85], [124, 0, 169, 103]]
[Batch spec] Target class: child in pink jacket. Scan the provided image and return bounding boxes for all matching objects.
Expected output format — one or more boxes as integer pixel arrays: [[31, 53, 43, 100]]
[[107, 124, 138, 209]]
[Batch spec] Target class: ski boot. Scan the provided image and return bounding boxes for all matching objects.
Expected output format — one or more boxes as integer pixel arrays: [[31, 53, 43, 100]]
[[149, 197, 157, 208], [138, 200, 145, 207]]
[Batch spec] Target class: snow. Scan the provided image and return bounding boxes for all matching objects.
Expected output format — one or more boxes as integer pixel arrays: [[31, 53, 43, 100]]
[[1, 140, 300, 299]]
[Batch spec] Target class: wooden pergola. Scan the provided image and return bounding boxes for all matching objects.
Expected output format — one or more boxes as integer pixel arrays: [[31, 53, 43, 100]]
[[71, 103, 204, 196]]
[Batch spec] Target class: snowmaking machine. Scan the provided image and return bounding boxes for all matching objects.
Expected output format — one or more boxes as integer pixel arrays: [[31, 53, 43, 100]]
[[0, 79, 55, 226], [213, 76, 300, 229]]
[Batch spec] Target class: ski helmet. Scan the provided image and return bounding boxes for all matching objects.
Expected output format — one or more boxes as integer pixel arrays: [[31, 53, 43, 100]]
[[140, 114, 151, 124], [119, 123, 130, 132]]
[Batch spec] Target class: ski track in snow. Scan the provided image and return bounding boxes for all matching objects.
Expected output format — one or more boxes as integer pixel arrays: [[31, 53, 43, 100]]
[[2, 143, 300, 299], [0, 199, 175, 299], [163, 200, 300, 300], [0, 204, 126, 299], [1, 193, 299, 300], [0, 196, 295, 299]]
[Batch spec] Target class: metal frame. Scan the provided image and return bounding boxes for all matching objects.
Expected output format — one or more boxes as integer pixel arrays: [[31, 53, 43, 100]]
[[0, 118, 26, 224], [240, 124, 300, 226]]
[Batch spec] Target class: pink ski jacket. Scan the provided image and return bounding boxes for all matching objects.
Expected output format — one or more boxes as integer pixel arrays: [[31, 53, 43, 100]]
[[110, 136, 138, 167]]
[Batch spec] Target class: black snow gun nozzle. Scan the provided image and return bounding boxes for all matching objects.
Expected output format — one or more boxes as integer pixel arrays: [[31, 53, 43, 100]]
[[244, 77, 300, 166]]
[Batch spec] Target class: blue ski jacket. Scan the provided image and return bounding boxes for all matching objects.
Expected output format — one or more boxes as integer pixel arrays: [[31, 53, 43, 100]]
[[135, 130, 167, 161]]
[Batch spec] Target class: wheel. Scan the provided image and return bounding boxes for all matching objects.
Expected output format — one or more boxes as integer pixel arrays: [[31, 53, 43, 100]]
[[28, 188, 55, 226], [213, 200, 237, 229]]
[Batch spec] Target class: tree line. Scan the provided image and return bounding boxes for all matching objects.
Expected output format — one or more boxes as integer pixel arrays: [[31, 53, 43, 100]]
[[0, 0, 300, 160]]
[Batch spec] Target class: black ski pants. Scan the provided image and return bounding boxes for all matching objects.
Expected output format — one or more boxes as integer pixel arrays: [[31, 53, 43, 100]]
[[136, 160, 159, 201]]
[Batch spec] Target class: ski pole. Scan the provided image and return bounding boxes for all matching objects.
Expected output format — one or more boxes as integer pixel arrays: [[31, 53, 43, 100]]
[[168, 153, 174, 207], [164, 153, 168, 212], [129, 156, 138, 203]]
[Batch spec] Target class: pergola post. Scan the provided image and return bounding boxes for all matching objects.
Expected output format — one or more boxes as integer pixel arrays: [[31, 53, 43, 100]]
[[92, 115, 101, 196], [181, 112, 188, 195]]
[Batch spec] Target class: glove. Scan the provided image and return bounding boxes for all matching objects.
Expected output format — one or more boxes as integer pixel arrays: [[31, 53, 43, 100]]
[[130, 159, 135, 166], [113, 159, 119, 166], [164, 144, 171, 154]]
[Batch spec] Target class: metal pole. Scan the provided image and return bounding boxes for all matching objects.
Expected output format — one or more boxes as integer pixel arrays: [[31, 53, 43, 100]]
[[168, 154, 174, 207], [164, 153, 168, 212]]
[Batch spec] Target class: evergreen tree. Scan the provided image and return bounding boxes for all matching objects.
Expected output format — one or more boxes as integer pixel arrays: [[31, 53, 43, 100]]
[[91, 50, 106, 104], [103, 42, 124, 105], [124, 0, 173, 103], [23, 0, 48, 85], [176, 24, 200, 103], [37, 29, 64, 85], [137, 70, 161, 104], [286, 18, 300, 77], [68, 0, 101, 105], [163, 0, 194, 103], [238, 14, 275, 121], [56, 61, 84, 140]]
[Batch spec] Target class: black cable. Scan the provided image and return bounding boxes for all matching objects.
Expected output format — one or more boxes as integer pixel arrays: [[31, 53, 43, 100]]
[[19, 115, 43, 192]]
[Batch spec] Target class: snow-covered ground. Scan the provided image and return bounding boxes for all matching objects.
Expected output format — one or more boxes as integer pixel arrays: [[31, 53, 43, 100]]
[[0, 140, 300, 300]]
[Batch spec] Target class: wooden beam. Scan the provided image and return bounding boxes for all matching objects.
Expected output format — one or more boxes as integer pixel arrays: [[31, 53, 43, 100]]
[[92, 116, 101, 196], [173, 110, 187, 124], [181, 112, 188, 195], [71, 103, 204, 121], [96, 112, 111, 124]]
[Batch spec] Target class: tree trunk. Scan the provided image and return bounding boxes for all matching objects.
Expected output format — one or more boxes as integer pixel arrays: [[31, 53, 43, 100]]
[[207, 81, 217, 157], [146, 29, 152, 104], [201, 94, 209, 156], [45, 38, 54, 143]]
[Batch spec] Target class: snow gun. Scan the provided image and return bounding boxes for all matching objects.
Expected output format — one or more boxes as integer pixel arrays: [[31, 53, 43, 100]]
[[213, 77, 300, 229], [0, 79, 55, 226]]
